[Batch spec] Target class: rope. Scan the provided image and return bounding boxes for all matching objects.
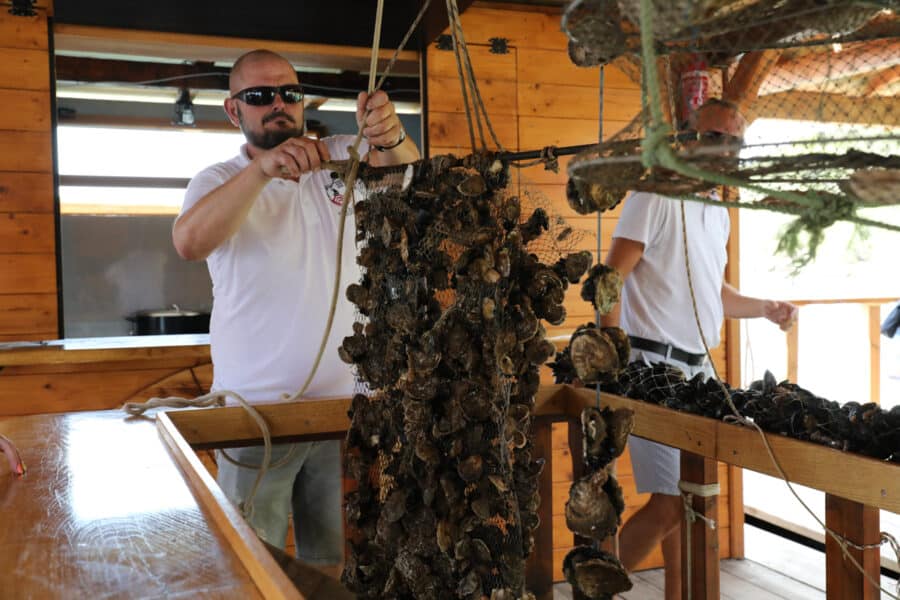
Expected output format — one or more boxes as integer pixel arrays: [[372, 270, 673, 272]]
[[679, 480, 719, 600], [675, 196, 899, 599]]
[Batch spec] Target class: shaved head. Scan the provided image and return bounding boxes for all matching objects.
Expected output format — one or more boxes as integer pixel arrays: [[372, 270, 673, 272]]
[[229, 50, 297, 94]]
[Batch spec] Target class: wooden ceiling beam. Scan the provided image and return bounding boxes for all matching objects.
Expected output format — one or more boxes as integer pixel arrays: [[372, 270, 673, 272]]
[[54, 56, 420, 101], [760, 39, 900, 95], [52, 23, 421, 77], [862, 63, 900, 97]]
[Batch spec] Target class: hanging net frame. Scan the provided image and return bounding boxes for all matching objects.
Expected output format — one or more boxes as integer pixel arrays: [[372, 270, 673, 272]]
[[562, 0, 900, 269]]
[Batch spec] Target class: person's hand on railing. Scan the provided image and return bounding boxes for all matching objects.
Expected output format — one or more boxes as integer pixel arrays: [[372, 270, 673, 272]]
[[764, 300, 799, 332]]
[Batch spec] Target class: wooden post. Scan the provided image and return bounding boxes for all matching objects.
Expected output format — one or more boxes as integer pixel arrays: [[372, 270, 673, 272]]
[[787, 313, 799, 383], [824, 494, 880, 600], [680, 451, 720, 600], [526, 415, 555, 600], [868, 304, 881, 404]]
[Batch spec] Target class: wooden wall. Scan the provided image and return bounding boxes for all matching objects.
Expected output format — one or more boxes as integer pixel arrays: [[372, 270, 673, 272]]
[[0, 7, 58, 342], [425, 4, 739, 580]]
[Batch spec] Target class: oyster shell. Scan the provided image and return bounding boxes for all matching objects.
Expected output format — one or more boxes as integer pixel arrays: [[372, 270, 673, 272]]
[[564, 468, 621, 541], [581, 264, 623, 315], [563, 546, 632, 598], [569, 326, 620, 383]]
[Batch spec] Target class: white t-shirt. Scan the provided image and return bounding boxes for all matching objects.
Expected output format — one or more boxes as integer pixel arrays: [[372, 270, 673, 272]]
[[613, 191, 730, 353], [180, 135, 368, 402]]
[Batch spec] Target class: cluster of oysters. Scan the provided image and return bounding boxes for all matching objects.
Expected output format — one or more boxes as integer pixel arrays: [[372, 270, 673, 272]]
[[340, 153, 602, 599], [554, 360, 900, 462]]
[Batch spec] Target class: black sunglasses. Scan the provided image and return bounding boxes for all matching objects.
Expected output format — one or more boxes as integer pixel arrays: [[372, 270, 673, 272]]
[[231, 85, 304, 106]]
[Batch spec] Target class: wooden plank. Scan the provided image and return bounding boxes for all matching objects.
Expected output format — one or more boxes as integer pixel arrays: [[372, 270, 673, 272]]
[[680, 451, 720, 600], [0, 171, 54, 212], [0, 130, 52, 172], [2, 356, 209, 376], [0, 48, 50, 91], [0, 409, 266, 598], [0, 253, 56, 294], [427, 43, 517, 81], [455, 7, 568, 50], [0, 212, 55, 253], [565, 387, 900, 513], [53, 23, 419, 76], [156, 412, 303, 599], [0, 330, 54, 342], [0, 335, 210, 366], [0, 293, 56, 335], [518, 83, 641, 122], [0, 368, 210, 416], [526, 415, 555, 598], [518, 49, 636, 88], [824, 494, 880, 600], [868, 304, 880, 404], [518, 116, 631, 149], [428, 110, 518, 151], [728, 465, 745, 560], [0, 10, 48, 50], [787, 314, 799, 382], [750, 91, 900, 127], [0, 89, 52, 132], [427, 76, 518, 116]]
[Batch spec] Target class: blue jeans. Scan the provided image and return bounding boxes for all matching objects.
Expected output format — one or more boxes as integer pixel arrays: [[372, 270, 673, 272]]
[[216, 439, 343, 565]]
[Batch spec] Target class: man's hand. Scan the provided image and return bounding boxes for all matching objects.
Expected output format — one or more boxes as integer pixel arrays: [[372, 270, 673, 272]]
[[254, 136, 331, 181], [357, 90, 404, 150], [763, 300, 798, 332]]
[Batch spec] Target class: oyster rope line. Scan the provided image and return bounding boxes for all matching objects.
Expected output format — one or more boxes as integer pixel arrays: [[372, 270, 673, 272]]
[[676, 199, 899, 600], [120, 0, 433, 521]]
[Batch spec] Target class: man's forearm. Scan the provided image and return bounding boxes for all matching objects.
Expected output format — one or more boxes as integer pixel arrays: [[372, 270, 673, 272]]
[[173, 162, 270, 261], [721, 282, 766, 319]]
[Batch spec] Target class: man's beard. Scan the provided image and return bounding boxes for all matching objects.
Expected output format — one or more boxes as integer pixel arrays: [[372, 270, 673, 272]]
[[238, 107, 305, 149]]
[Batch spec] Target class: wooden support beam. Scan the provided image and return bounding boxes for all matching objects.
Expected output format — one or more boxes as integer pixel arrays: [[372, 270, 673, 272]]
[[53, 24, 421, 76], [824, 494, 880, 600], [680, 451, 720, 600], [868, 304, 881, 404], [787, 313, 799, 383], [526, 415, 555, 600]]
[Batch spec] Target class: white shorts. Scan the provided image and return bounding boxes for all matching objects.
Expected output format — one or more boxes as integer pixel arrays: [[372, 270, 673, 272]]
[[628, 349, 714, 496]]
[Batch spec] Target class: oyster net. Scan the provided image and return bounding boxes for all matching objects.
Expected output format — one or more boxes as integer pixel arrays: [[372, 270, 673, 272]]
[[340, 153, 598, 599], [562, 0, 900, 270]]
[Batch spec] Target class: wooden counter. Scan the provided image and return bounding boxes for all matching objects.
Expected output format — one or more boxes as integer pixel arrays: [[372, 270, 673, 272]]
[[0, 335, 212, 417], [0, 408, 295, 599]]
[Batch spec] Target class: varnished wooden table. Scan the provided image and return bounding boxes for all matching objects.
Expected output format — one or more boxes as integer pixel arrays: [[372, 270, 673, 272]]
[[0, 409, 294, 599]]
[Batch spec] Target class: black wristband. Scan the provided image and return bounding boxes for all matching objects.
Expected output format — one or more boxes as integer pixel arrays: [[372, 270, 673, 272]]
[[373, 126, 406, 152]]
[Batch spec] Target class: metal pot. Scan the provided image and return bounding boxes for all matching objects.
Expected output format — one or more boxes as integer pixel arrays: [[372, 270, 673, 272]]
[[127, 306, 210, 335]]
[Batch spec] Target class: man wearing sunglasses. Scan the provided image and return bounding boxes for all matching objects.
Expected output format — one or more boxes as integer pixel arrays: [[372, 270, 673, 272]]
[[173, 49, 419, 577], [601, 99, 797, 598]]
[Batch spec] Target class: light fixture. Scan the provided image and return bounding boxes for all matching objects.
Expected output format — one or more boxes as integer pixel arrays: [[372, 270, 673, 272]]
[[172, 88, 195, 127]]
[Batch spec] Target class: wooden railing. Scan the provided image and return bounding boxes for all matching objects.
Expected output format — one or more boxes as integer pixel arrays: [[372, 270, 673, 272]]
[[783, 297, 897, 403]]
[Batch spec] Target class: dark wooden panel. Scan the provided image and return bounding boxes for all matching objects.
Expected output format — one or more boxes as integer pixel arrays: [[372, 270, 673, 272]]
[[518, 48, 636, 87], [0, 293, 56, 335], [0, 11, 49, 50], [0, 48, 51, 91], [519, 115, 631, 149], [0, 213, 56, 253], [0, 172, 54, 212], [0, 89, 52, 132], [0, 131, 53, 172], [0, 253, 57, 294]]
